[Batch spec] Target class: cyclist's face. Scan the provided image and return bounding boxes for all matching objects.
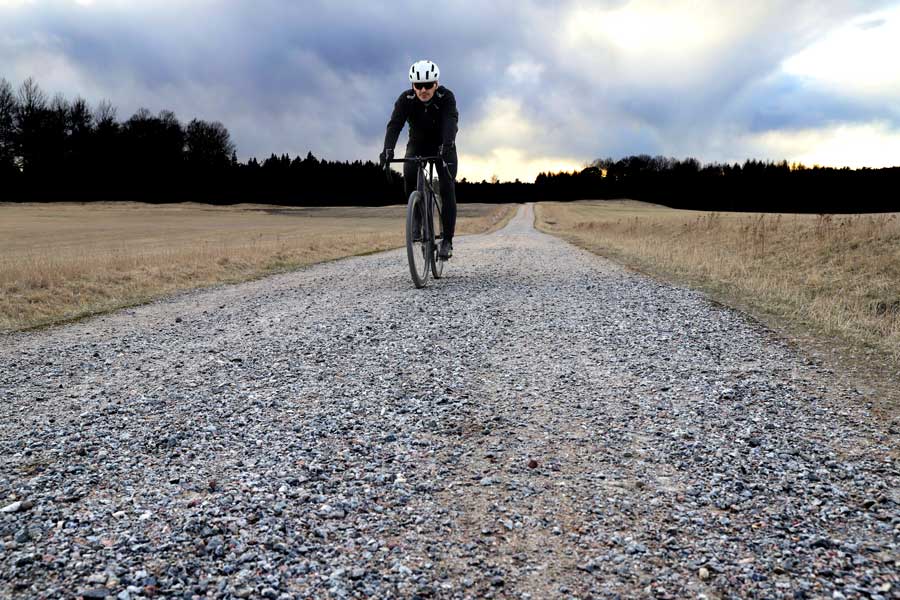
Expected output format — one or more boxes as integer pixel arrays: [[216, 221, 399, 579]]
[[413, 81, 437, 102]]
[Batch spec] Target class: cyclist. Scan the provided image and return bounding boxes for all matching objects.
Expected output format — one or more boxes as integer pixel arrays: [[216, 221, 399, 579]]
[[380, 60, 458, 259]]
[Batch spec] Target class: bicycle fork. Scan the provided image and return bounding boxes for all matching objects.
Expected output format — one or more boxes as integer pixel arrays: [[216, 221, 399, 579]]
[[417, 164, 434, 245]]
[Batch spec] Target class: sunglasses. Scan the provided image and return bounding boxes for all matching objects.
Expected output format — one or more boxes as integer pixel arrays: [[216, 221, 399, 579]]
[[413, 82, 436, 90]]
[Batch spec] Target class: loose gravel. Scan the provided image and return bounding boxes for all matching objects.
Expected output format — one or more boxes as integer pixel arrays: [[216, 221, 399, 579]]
[[1, 204, 898, 600]]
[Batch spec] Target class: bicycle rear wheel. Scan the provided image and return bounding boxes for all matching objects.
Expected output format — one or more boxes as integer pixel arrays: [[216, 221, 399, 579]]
[[431, 189, 445, 279], [406, 190, 431, 288]]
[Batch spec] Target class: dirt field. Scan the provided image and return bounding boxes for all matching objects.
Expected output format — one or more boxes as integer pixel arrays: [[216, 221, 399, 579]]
[[535, 200, 900, 382], [0, 202, 514, 331]]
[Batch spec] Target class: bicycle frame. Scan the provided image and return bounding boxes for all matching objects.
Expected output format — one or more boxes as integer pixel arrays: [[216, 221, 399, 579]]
[[388, 155, 443, 241]]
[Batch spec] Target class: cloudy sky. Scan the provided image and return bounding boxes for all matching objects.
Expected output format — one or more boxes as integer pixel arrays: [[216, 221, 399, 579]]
[[2, 0, 899, 181]]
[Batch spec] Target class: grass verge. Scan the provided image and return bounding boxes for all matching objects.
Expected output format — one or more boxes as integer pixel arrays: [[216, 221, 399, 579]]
[[535, 200, 899, 415], [1, 202, 515, 331]]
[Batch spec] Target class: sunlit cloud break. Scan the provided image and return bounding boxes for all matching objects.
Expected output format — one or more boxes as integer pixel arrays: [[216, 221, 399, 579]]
[[1, 0, 899, 181]]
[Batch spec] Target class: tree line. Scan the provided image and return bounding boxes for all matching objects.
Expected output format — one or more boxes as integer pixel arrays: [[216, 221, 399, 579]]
[[0, 77, 406, 204], [2, 77, 898, 212], [531, 156, 899, 213], [1, 77, 237, 194]]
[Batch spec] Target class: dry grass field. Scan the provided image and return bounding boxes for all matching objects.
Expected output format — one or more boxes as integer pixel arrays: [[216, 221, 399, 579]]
[[1, 202, 514, 331], [536, 200, 900, 371]]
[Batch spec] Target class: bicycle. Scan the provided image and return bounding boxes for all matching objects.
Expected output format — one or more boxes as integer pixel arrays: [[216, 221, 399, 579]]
[[386, 155, 450, 288]]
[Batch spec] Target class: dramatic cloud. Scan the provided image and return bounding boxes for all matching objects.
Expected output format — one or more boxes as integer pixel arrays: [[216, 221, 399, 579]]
[[1, 0, 898, 181]]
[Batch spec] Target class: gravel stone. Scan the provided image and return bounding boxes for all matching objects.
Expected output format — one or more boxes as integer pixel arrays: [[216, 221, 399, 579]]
[[1, 204, 897, 599]]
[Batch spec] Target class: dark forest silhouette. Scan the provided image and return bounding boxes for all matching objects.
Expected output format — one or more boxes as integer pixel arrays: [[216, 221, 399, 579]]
[[533, 157, 900, 213], [2, 77, 898, 212]]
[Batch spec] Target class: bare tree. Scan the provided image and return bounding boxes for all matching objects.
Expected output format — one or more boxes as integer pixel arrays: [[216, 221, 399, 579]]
[[15, 77, 49, 172], [16, 77, 47, 115], [94, 99, 117, 127], [0, 78, 17, 172], [89, 99, 120, 176]]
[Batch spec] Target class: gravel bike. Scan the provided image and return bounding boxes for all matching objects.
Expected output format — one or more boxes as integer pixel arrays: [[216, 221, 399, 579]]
[[386, 156, 449, 288]]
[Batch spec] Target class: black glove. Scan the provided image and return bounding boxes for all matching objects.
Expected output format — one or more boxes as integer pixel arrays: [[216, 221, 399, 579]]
[[438, 143, 454, 162], [379, 148, 394, 168]]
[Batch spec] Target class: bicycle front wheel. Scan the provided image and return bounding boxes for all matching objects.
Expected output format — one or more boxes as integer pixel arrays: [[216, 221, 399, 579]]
[[431, 190, 444, 279], [406, 190, 431, 288]]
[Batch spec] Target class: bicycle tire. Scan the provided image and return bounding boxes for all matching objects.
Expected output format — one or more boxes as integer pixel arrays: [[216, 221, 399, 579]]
[[406, 190, 430, 288], [431, 189, 445, 279]]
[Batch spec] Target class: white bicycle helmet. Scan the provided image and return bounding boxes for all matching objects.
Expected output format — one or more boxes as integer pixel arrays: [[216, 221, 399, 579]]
[[409, 60, 440, 83]]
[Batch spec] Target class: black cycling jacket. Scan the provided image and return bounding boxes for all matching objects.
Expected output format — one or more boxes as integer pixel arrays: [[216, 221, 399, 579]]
[[383, 86, 458, 151]]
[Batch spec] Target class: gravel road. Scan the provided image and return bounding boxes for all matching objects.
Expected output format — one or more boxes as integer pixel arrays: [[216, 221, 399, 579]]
[[1, 204, 898, 600]]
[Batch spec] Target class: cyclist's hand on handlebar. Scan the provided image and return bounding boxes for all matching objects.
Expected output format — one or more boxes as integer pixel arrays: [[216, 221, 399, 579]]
[[438, 143, 454, 163], [379, 148, 394, 168]]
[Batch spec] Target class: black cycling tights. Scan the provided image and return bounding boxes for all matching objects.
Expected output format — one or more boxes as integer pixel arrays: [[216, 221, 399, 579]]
[[403, 144, 457, 241]]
